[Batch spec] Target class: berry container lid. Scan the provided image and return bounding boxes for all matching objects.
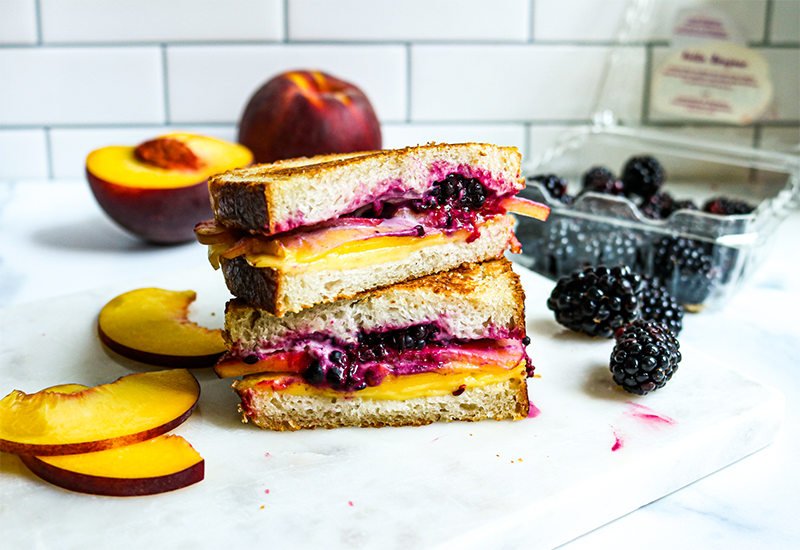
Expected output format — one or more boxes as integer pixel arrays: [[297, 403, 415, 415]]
[[514, 124, 800, 311]]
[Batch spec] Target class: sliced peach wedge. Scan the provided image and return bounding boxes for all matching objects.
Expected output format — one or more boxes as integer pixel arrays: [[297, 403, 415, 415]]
[[214, 350, 312, 379], [98, 288, 226, 368], [20, 434, 204, 497], [0, 369, 200, 456]]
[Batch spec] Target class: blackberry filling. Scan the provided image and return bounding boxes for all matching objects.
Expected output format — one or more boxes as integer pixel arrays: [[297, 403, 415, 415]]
[[313, 173, 508, 242], [296, 323, 527, 392], [410, 173, 506, 234], [299, 323, 442, 391]]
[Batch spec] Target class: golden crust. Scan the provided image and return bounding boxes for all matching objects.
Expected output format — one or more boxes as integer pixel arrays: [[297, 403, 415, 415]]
[[211, 143, 514, 182], [355, 258, 526, 331], [208, 142, 522, 234]]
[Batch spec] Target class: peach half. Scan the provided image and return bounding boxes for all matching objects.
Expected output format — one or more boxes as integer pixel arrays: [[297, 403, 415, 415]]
[[86, 133, 252, 244], [98, 288, 226, 368], [20, 434, 204, 497], [0, 369, 200, 456]]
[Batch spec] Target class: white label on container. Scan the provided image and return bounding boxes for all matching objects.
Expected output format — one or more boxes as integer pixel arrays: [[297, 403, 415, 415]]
[[651, 40, 773, 124]]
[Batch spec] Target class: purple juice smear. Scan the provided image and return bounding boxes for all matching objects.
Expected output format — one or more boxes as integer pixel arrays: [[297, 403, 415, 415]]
[[624, 402, 676, 426], [527, 402, 541, 419], [611, 427, 624, 452]]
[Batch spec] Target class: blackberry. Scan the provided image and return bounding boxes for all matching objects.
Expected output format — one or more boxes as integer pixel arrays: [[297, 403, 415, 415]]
[[528, 174, 573, 204], [546, 265, 644, 338], [428, 173, 488, 211], [652, 236, 715, 306], [303, 360, 325, 385], [639, 191, 675, 220], [580, 166, 625, 196], [360, 324, 438, 358], [702, 197, 755, 216], [621, 155, 665, 199], [640, 276, 683, 334], [609, 319, 681, 395]]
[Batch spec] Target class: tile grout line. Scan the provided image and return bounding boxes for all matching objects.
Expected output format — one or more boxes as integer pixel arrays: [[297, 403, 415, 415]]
[[44, 127, 53, 179], [405, 43, 412, 124], [34, 0, 43, 45], [3, 120, 797, 132], [283, 0, 291, 42], [641, 43, 653, 124], [161, 44, 171, 124], [763, 0, 774, 45]]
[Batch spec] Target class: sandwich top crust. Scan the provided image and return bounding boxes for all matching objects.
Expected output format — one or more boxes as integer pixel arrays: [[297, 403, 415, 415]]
[[208, 142, 524, 234]]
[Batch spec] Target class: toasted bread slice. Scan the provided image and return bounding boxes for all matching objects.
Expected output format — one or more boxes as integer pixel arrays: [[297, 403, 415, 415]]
[[233, 373, 530, 431], [224, 258, 526, 354], [208, 142, 523, 234]]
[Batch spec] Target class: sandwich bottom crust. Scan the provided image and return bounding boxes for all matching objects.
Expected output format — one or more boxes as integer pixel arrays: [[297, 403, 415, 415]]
[[233, 376, 530, 431]]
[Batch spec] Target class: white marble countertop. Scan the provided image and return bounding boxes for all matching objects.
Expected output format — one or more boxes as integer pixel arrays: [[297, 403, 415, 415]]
[[1, 180, 799, 549]]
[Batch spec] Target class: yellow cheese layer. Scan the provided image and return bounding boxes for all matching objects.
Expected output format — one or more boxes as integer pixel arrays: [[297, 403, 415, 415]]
[[210, 215, 510, 274], [235, 361, 527, 401]]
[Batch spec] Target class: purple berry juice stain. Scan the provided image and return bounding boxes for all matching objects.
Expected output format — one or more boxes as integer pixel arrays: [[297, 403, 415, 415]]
[[611, 427, 624, 452], [624, 402, 676, 426], [527, 402, 541, 419]]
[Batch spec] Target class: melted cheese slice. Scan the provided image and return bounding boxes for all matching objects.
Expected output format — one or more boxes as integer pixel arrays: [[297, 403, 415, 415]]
[[209, 216, 511, 274], [234, 361, 527, 401]]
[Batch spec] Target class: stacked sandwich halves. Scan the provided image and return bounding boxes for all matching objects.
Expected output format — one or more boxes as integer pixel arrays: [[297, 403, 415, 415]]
[[196, 143, 549, 430]]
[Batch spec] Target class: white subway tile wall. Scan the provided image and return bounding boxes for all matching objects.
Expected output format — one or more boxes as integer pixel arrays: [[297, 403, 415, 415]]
[[0, 0, 38, 45], [288, 0, 531, 42], [0, 0, 797, 181], [166, 44, 407, 124], [39, 0, 285, 44], [0, 47, 165, 126], [772, 0, 800, 43], [411, 44, 645, 121]]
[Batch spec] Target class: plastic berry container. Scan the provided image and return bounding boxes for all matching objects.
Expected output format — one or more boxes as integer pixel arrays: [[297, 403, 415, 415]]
[[514, 124, 800, 311], [513, 0, 800, 311]]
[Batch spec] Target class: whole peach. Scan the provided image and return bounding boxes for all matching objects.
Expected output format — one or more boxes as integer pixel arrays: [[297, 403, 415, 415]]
[[238, 70, 382, 163]]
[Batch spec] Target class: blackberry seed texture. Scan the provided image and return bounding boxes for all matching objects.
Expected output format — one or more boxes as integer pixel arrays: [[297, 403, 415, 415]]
[[610, 319, 681, 395], [528, 174, 573, 204], [427, 173, 487, 211], [621, 155, 665, 199], [597, 229, 646, 272], [547, 265, 644, 338], [640, 276, 684, 334], [652, 236, 715, 306]]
